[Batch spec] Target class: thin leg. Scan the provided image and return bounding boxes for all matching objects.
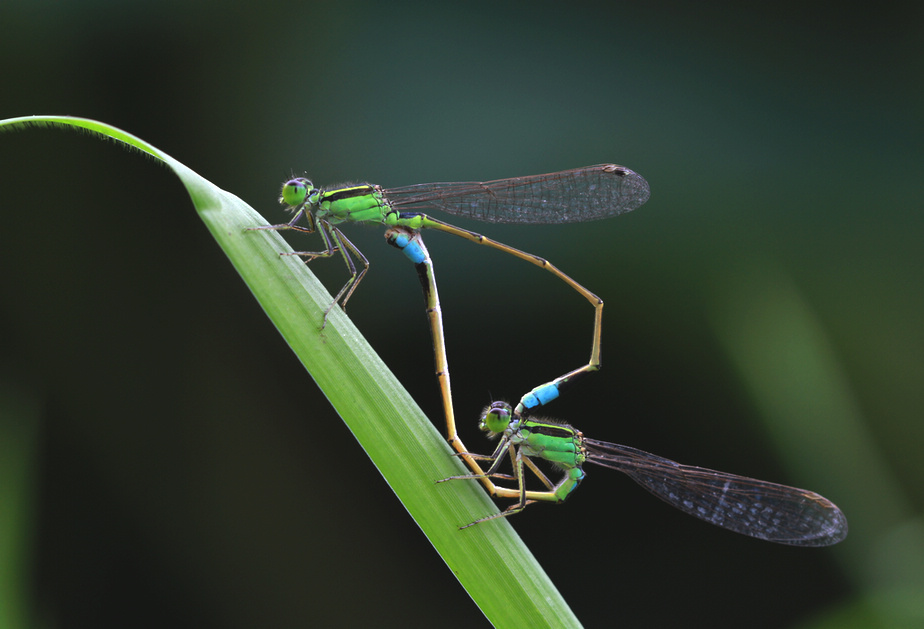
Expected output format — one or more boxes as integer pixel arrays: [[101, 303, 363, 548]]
[[277, 222, 370, 328], [247, 206, 315, 234], [320, 226, 369, 318]]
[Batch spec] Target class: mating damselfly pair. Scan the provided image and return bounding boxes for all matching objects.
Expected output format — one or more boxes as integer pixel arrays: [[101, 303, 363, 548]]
[[252, 164, 847, 546]]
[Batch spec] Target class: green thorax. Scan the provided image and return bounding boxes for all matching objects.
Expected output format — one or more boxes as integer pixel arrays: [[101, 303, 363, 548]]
[[316, 184, 394, 226], [516, 418, 586, 468], [481, 402, 586, 469]]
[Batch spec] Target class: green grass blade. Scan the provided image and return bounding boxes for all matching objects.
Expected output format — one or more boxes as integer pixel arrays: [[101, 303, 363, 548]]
[[0, 115, 582, 627]]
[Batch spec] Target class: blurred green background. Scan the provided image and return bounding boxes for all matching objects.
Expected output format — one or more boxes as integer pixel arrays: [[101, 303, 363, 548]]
[[1, 1, 922, 627]]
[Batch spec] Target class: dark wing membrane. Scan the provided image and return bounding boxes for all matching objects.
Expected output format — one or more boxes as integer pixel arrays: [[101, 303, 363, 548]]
[[583, 438, 847, 546], [382, 164, 651, 225]]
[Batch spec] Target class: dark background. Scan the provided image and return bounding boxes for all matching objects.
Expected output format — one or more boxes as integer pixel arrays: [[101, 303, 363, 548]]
[[1, 2, 922, 627]]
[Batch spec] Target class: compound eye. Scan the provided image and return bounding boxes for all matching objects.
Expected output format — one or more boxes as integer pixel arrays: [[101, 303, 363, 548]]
[[279, 178, 312, 207], [480, 402, 513, 434]]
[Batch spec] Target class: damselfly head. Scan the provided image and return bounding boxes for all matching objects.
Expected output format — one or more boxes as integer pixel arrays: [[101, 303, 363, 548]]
[[479, 401, 514, 435], [279, 177, 313, 208]]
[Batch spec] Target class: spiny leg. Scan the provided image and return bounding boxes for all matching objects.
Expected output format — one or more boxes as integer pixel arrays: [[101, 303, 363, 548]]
[[438, 435, 561, 527], [247, 203, 315, 234], [457, 447, 536, 529], [280, 223, 369, 328], [321, 226, 369, 318]]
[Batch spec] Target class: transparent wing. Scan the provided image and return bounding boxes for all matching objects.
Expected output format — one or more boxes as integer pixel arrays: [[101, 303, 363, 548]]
[[382, 164, 650, 224], [583, 438, 847, 546]]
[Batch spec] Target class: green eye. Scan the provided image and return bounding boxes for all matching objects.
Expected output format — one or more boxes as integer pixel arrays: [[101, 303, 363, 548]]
[[480, 402, 513, 434], [279, 178, 311, 206]]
